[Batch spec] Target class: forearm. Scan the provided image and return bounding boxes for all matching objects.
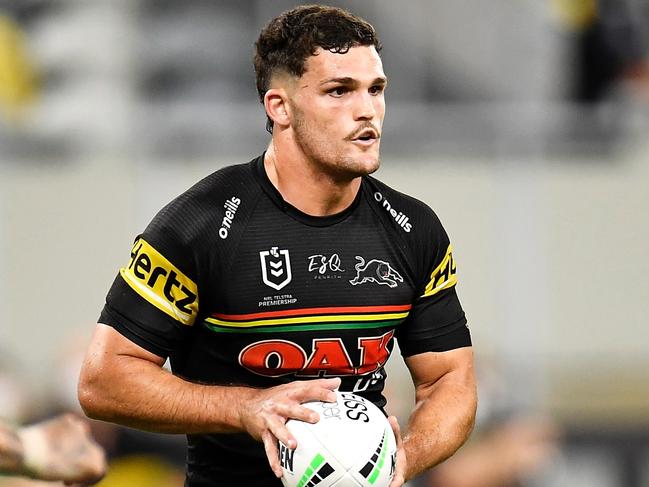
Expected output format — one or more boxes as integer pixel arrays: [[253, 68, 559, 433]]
[[402, 373, 477, 480], [0, 422, 24, 473], [79, 354, 254, 434]]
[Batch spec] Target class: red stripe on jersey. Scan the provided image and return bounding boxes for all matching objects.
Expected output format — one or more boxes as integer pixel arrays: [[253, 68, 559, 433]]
[[211, 304, 412, 322]]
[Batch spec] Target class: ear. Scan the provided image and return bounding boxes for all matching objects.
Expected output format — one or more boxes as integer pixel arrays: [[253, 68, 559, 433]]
[[264, 88, 291, 129]]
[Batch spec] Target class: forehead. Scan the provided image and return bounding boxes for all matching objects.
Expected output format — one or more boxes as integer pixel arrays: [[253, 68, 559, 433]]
[[301, 45, 385, 82]]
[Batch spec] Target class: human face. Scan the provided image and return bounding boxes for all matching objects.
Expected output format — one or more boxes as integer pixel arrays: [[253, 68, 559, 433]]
[[288, 45, 386, 180]]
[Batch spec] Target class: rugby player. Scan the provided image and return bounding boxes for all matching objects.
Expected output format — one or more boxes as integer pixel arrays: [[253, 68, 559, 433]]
[[78, 5, 477, 486]]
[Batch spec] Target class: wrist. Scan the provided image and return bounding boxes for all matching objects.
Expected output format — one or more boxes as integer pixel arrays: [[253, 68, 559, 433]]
[[16, 425, 49, 479], [231, 386, 257, 431], [0, 423, 24, 473]]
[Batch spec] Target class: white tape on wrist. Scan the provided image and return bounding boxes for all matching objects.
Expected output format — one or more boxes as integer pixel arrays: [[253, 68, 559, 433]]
[[17, 426, 50, 477]]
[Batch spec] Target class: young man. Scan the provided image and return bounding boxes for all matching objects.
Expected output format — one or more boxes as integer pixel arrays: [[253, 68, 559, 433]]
[[78, 5, 476, 486]]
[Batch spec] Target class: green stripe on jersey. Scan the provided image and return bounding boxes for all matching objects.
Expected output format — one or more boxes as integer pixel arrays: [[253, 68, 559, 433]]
[[203, 319, 404, 334]]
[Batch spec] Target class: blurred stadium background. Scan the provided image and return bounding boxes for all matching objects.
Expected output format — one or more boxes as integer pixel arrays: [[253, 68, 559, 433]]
[[0, 1, 648, 486]]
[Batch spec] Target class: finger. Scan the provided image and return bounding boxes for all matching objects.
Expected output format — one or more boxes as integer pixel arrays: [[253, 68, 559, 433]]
[[293, 381, 340, 403], [388, 473, 405, 487], [314, 377, 342, 392], [387, 416, 406, 487], [388, 416, 403, 446], [276, 403, 320, 424], [267, 416, 297, 450], [262, 431, 283, 478], [85, 445, 108, 482]]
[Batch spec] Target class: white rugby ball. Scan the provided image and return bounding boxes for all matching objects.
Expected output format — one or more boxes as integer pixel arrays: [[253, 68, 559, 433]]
[[279, 391, 396, 487]]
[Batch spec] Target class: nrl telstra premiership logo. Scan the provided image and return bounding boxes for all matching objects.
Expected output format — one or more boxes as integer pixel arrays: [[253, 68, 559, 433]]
[[259, 247, 292, 290]]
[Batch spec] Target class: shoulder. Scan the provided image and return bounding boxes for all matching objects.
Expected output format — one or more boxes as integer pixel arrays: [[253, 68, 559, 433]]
[[363, 175, 446, 240], [144, 158, 261, 250]]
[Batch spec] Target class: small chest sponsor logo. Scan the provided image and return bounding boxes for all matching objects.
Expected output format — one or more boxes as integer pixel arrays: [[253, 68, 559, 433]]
[[218, 196, 241, 239], [349, 256, 403, 288], [307, 253, 345, 279], [259, 246, 292, 291], [373, 191, 412, 232]]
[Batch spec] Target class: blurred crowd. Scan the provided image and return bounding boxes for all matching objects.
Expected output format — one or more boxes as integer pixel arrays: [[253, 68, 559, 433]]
[[0, 0, 648, 158]]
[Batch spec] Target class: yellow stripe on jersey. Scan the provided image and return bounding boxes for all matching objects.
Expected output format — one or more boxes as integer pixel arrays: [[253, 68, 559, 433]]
[[421, 244, 458, 298], [119, 238, 198, 325], [205, 312, 410, 329]]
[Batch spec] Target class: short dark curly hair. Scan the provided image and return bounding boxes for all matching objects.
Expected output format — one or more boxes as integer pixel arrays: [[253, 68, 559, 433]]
[[254, 4, 382, 132]]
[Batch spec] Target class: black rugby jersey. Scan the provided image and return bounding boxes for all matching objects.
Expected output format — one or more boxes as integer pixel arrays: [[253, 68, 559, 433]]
[[99, 154, 470, 486]]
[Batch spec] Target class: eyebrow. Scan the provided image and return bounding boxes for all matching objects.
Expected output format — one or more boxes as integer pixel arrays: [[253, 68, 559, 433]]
[[319, 76, 388, 87]]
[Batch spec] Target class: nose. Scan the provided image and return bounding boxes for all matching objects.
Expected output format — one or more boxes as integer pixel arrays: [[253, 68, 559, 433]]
[[354, 92, 377, 121]]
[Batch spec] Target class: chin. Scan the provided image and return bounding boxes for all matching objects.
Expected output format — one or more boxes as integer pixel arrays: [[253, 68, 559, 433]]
[[358, 159, 380, 176], [352, 152, 381, 175]]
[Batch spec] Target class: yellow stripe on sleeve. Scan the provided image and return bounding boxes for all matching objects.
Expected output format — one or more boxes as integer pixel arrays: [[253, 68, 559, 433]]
[[119, 238, 198, 325], [421, 244, 458, 298]]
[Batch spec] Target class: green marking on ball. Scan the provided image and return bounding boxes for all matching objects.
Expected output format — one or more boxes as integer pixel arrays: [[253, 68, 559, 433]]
[[368, 430, 389, 484], [296, 453, 325, 487]]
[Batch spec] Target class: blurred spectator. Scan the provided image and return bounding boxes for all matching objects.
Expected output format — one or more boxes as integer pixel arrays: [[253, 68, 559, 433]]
[[54, 331, 186, 487], [0, 335, 185, 486], [0, 413, 106, 484], [0, 10, 38, 122], [555, 0, 649, 103], [424, 416, 559, 487], [393, 353, 561, 487]]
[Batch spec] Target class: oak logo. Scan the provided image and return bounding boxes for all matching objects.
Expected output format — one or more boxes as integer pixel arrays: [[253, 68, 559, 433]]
[[120, 238, 198, 325], [238, 330, 394, 377]]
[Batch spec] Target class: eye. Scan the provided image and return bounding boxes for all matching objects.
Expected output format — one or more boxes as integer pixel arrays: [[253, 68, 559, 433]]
[[369, 85, 384, 95], [328, 86, 347, 97]]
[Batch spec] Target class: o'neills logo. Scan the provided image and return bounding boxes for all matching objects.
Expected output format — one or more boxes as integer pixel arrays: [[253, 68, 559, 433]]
[[219, 196, 241, 239], [373, 192, 412, 232]]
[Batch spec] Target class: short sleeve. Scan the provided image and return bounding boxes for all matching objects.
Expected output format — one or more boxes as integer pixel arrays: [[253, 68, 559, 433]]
[[396, 212, 471, 357], [99, 206, 201, 358]]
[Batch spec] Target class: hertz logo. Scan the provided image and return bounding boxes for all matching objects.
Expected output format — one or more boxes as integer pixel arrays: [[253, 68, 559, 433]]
[[120, 238, 198, 325], [421, 244, 457, 298]]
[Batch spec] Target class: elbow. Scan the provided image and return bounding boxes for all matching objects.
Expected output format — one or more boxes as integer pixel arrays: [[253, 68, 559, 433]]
[[77, 383, 98, 420], [77, 364, 110, 421], [463, 380, 478, 440]]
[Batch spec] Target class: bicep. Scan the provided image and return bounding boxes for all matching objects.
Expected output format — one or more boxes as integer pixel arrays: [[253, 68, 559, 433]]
[[404, 347, 475, 400], [83, 323, 166, 372]]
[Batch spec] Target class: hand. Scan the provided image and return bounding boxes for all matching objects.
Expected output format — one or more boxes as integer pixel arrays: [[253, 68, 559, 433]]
[[388, 416, 407, 487], [18, 413, 106, 484], [238, 378, 341, 477]]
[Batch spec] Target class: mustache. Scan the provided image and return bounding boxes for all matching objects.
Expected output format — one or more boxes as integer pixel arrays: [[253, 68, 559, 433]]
[[344, 122, 381, 141]]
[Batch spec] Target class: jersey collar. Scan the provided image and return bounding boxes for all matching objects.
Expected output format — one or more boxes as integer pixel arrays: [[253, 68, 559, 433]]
[[252, 154, 363, 227]]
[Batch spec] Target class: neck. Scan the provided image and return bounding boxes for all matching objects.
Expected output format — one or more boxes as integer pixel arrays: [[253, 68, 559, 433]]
[[264, 141, 361, 217]]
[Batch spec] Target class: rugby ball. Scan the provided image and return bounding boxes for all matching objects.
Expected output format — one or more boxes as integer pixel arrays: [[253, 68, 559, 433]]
[[279, 391, 396, 487]]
